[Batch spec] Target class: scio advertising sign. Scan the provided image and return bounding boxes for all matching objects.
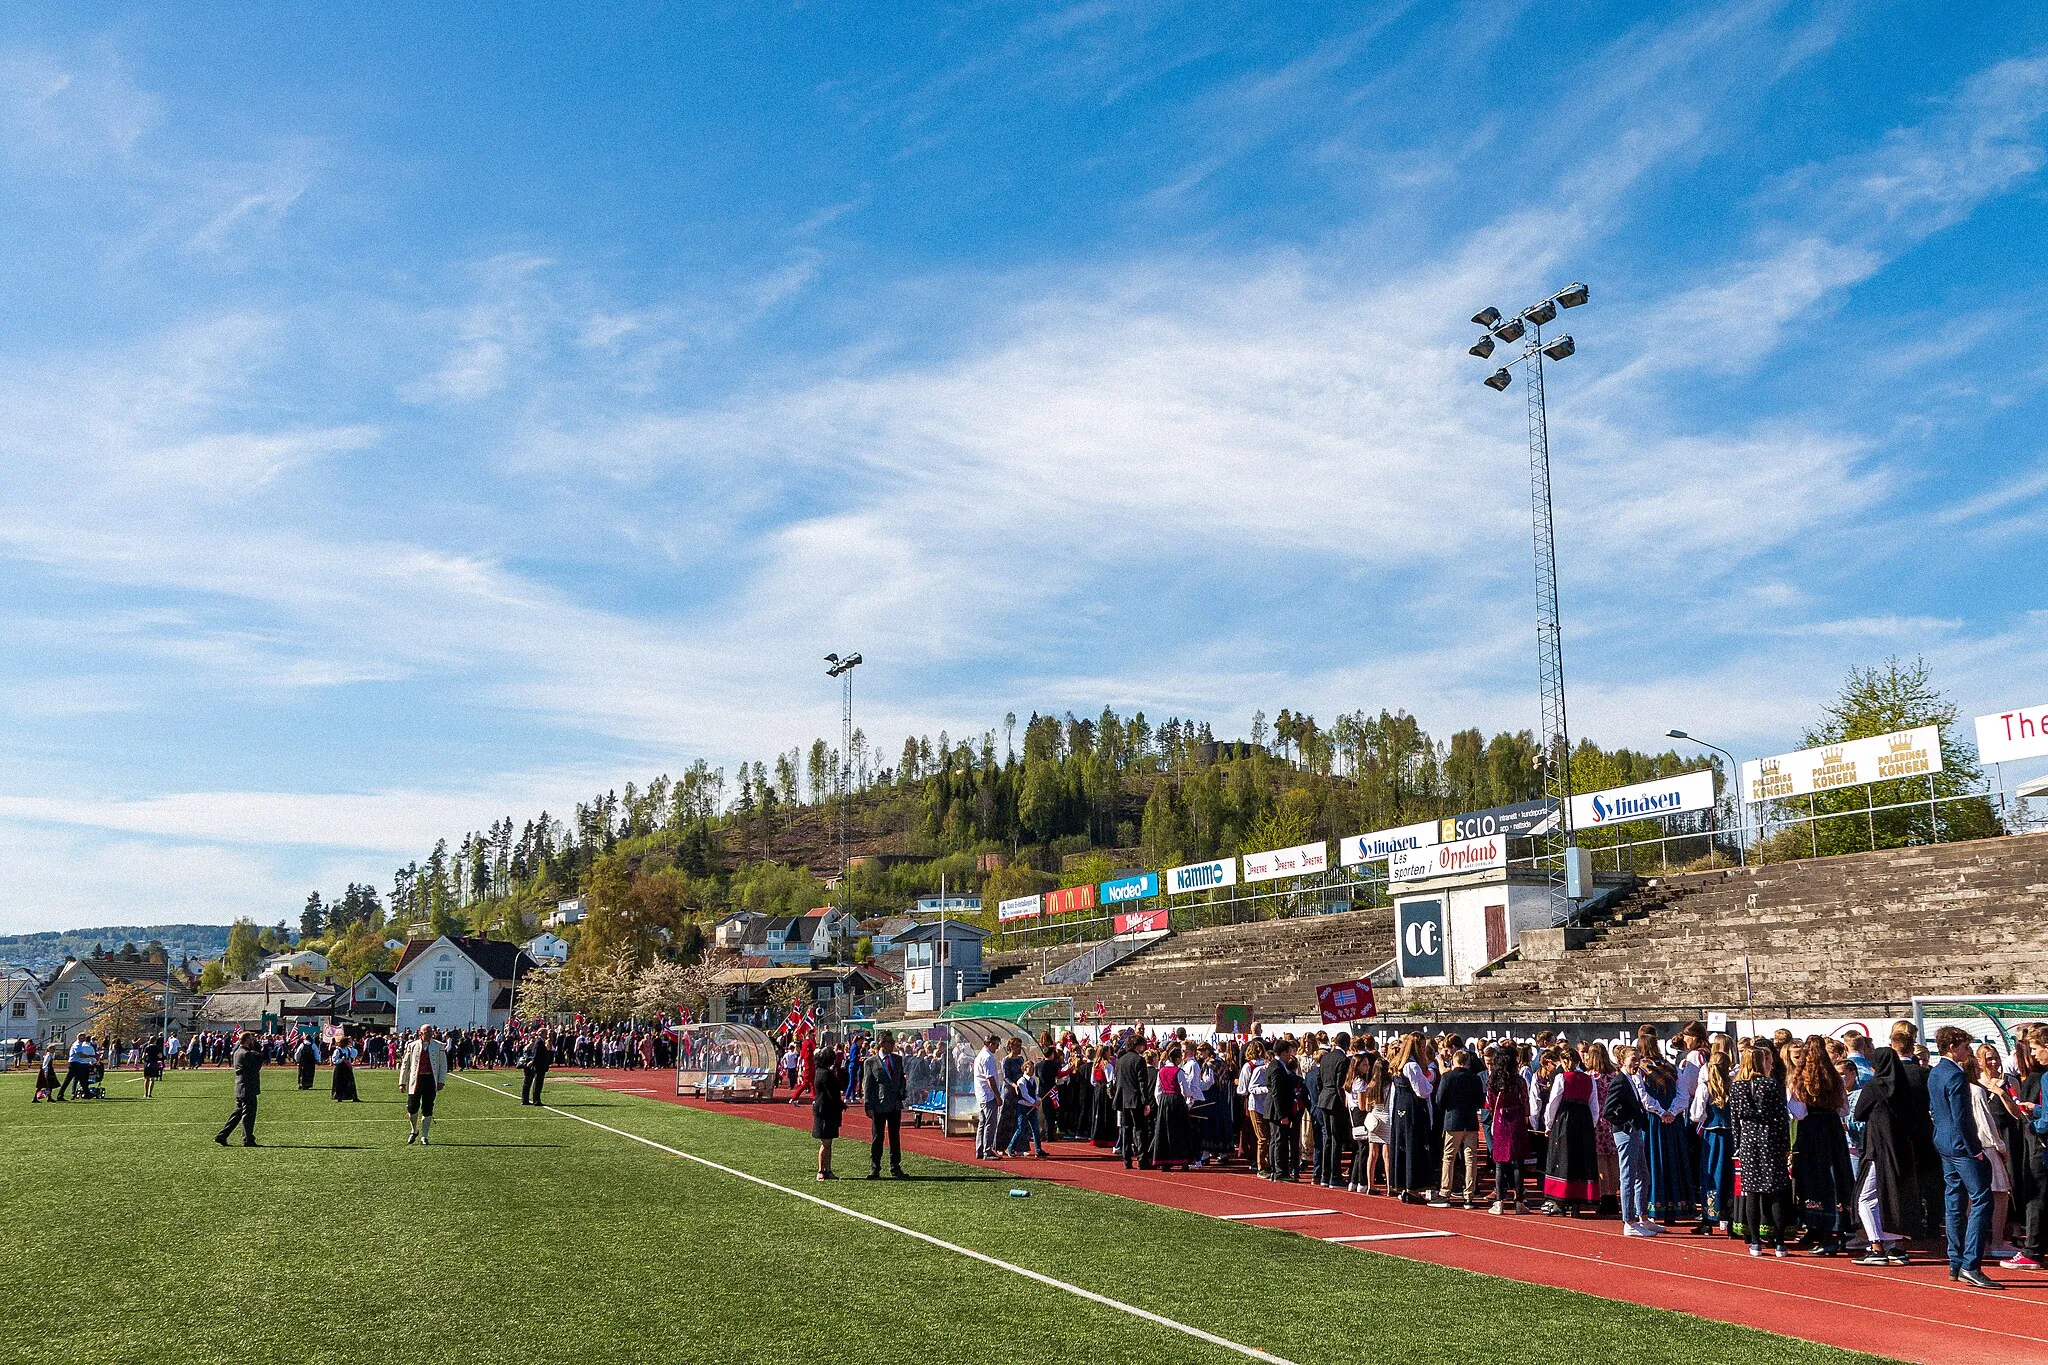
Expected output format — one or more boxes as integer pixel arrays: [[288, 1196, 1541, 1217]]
[[1097, 872, 1159, 906], [1165, 858, 1236, 896], [1390, 833, 1505, 882], [1741, 726, 1942, 804], [1977, 704, 2048, 766], [1043, 884, 1097, 916], [1569, 769, 1717, 828], [1440, 798, 1558, 843], [1241, 841, 1328, 884], [1398, 899, 1446, 980], [997, 894, 1042, 922], [1337, 820, 1439, 868]]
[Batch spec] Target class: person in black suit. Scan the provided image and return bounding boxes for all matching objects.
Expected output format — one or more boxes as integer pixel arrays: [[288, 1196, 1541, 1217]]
[[1313, 1034, 1351, 1189], [1930, 1026, 1999, 1289], [520, 1031, 554, 1106], [294, 1036, 317, 1090], [1889, 1021, 1939, 1230], [214, 1034, 264, 1147], [811, 1040, 847, 1181], [1113, 1040, 1152, 1170], [864, 1030, 909, 1179], [1268, 1039, 1303, 1182]]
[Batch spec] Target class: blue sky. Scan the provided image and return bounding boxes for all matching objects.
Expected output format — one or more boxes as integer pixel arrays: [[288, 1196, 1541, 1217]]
[[2, 2, 2046, 933]]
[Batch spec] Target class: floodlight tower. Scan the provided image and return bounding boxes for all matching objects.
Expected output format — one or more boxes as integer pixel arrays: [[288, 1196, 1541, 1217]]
[[823, 652, 863, 886], [1466, 282, 1589, 923]]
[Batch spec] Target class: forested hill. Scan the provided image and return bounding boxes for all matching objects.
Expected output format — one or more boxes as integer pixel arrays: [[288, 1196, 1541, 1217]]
[[0, 924, 232, 976]]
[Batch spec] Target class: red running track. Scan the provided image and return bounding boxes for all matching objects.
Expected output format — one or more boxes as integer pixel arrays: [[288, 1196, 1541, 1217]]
[[559, 1070, 2048, 1364]]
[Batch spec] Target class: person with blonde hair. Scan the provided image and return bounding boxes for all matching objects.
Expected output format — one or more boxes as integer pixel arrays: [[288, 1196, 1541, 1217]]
[[1691, 1036, 1735, 1234], [1729, 1040, 1794, 1257]]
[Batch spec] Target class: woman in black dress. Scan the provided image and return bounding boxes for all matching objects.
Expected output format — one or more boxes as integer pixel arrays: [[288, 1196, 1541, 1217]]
[[811, 1041, 847, 1181], [1386, 1033, 1436, 1205], [1790, 1035, 1854, 1255], [1729, 1039, 1793, 1257], [330, 1035, 361, 1102]]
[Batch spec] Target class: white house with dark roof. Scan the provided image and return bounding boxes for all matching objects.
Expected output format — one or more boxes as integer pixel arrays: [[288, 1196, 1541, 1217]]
[[391, 936, 535, 1031]]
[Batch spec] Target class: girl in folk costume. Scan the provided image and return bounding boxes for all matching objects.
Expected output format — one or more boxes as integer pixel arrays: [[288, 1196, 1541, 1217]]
[[1579, 1041, 1621, 1216], [1636, 1029, 1698, 1227], [1149, 1043, 1192, 1171], [1089, 1045, 1120, 1148], [1484, 1044, 1532, 1214], [1690, 1037, 1736, 1234], [1385, 1033, 1436, 1205], [1728, 1039, 1795, 1257], [1850, 1045, 1921, 1264], [1541, 1048, 1600, 1216], [1790, 1034, 1857, 1256]]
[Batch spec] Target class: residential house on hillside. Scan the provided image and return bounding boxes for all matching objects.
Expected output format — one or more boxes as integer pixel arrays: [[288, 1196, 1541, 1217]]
[[196, 972, 332, 1032], [330, 971, 397, 1030], [714, 910, 764, 952], [41, 951, 200, 1045], [261, 950, 328, 977], [734, 909, 857, 967], [545, 898, 585, 929], [1, 969, 42, 1044], [391, 937, 535, 1031], [522, 932, 569, 965]]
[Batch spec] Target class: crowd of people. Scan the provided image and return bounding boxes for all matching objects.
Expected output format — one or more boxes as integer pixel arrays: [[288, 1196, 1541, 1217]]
[[798, 1016, 2047, 1290]]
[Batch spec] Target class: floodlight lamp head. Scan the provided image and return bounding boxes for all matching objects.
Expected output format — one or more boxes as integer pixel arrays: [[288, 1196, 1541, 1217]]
[[1524, 299, 1557, 326], [1471, 307, 1501, 328], [824, 653, 840, 663], [1492, 318, 1525, 343], [1541, 334, 1575, 361], [1557, 282, 1589, 308], [1666, 729, 1689, 740], [1483, 368, 1513, 391], [846, 653, 862, 667], [1468, 334, 1495, 360]]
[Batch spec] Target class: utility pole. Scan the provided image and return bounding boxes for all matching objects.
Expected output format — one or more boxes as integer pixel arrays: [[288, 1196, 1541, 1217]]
[[824, 651, 863, 923]]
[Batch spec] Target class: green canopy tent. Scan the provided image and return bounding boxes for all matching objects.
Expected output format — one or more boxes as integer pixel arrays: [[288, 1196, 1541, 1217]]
[[940, 996, 1075, 1033], [1911, 995, 2048, 1051]]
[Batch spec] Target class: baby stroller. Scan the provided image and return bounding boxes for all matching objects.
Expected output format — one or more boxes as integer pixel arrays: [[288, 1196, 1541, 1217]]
[[79, 1060, 108, 1099]]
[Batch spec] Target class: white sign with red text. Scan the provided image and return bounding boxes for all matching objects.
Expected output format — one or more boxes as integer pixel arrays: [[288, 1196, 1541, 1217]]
[[1977, 704, 2048, 766], [1241, 841, 1329, 884], [1389, 833, 1505, 882]]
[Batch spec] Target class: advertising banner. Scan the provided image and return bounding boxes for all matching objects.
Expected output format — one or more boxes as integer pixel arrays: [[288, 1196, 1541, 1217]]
[[997, 894, 1042, 922], [1315, 977, 1377, 1024], [1043, 884, 1097, 916], [1397, 899, 1445, 979], [1390, 833, 1505, 882], [1569, 769, 1717, 828], [1977, 704, 2048, 766], [1214, 1004, 1253, 1035], [1114, 909, 1168, 935], [1241, 841, 1328, 883], [1337, 820, 1439, 868], [1741, 726, 1943, 804], [1440, 798, 1558, 843], [1165, 858, 1236, 896], [1097, 871, 1159, 905]]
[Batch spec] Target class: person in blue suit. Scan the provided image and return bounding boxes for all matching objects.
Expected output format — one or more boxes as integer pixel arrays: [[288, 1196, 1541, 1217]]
[[1930, 1026, 2000, 1290]]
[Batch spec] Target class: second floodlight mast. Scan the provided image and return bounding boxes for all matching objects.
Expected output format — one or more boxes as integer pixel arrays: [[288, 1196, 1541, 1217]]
[[824, 651, 862, 904], [1468, 282, 1588, 924]]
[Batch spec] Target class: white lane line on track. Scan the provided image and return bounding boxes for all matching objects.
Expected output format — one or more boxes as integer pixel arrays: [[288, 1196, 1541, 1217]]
[[1216, 1209, 1337, 1220], [1325, 1232, 1455, 1244], [452, 1075, 1299, 1365]]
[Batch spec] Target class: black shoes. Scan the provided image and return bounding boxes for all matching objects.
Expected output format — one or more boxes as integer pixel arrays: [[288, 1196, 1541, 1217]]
[[214, 1133, 228, 1146], [1957, 1268, 2003, 1290]]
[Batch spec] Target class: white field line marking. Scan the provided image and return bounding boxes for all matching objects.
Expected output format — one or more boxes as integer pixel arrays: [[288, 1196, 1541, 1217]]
[[1216, 1209, 1337, 1221], [1325, 1232, 1455, 1243], [452, 1075, 1298, 1365]]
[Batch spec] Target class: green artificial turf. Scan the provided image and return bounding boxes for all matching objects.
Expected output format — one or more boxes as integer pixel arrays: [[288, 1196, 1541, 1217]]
[[0, 1068, 1894, 1365]]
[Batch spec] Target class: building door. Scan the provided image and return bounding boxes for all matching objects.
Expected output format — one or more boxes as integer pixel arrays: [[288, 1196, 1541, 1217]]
[[1484, 904, 1508, 963]]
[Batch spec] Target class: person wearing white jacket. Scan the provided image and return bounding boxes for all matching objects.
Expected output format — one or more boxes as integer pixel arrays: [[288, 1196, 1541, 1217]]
[[400, 1027, 449, 1146]]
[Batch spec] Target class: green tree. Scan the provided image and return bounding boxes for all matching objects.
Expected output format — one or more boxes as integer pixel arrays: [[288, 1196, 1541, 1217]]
[[223, 918, 262, 980], [299, 891, 325, 942], [198, 959, 229, 993]]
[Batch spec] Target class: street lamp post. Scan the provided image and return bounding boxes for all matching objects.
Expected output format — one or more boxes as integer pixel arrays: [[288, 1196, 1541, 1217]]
[[1467, 282, 1589, 924], [1667, 729, 1747, 867]]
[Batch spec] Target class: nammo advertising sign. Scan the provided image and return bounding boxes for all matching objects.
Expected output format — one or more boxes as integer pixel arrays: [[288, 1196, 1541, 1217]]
[[1165, 858, 1236, 896], [997, 894, 1042, 922], [1390, 834, 1505, 883], [1337, 820, 1438, 868], [1097, 872, 1159, 905], [1977, 704, 2048, 766], [1240, 841, 1328, 884], [1568, 769, 1717, 828], [1043, 884, 1097, 916]]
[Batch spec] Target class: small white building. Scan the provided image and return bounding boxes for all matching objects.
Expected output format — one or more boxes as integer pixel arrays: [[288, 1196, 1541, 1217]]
[[897, 921, 990, 1013], [1, 969, 42, 1044], [522, 932, 570, 965], [545, 898, 586, 929], [262, 950, 329, 977], [392, 936, 536, 1031]]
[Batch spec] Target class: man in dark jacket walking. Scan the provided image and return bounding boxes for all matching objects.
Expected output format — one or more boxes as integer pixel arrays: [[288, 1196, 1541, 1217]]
[[1114, 1040, 1153, 1170], [294, 1036, 318, 1090], [519, 1031, 554, 1106], [215, 1034, 264, 1147], [1313, 1034, 1351, 1188], [864, 1030, 909, 1179]]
